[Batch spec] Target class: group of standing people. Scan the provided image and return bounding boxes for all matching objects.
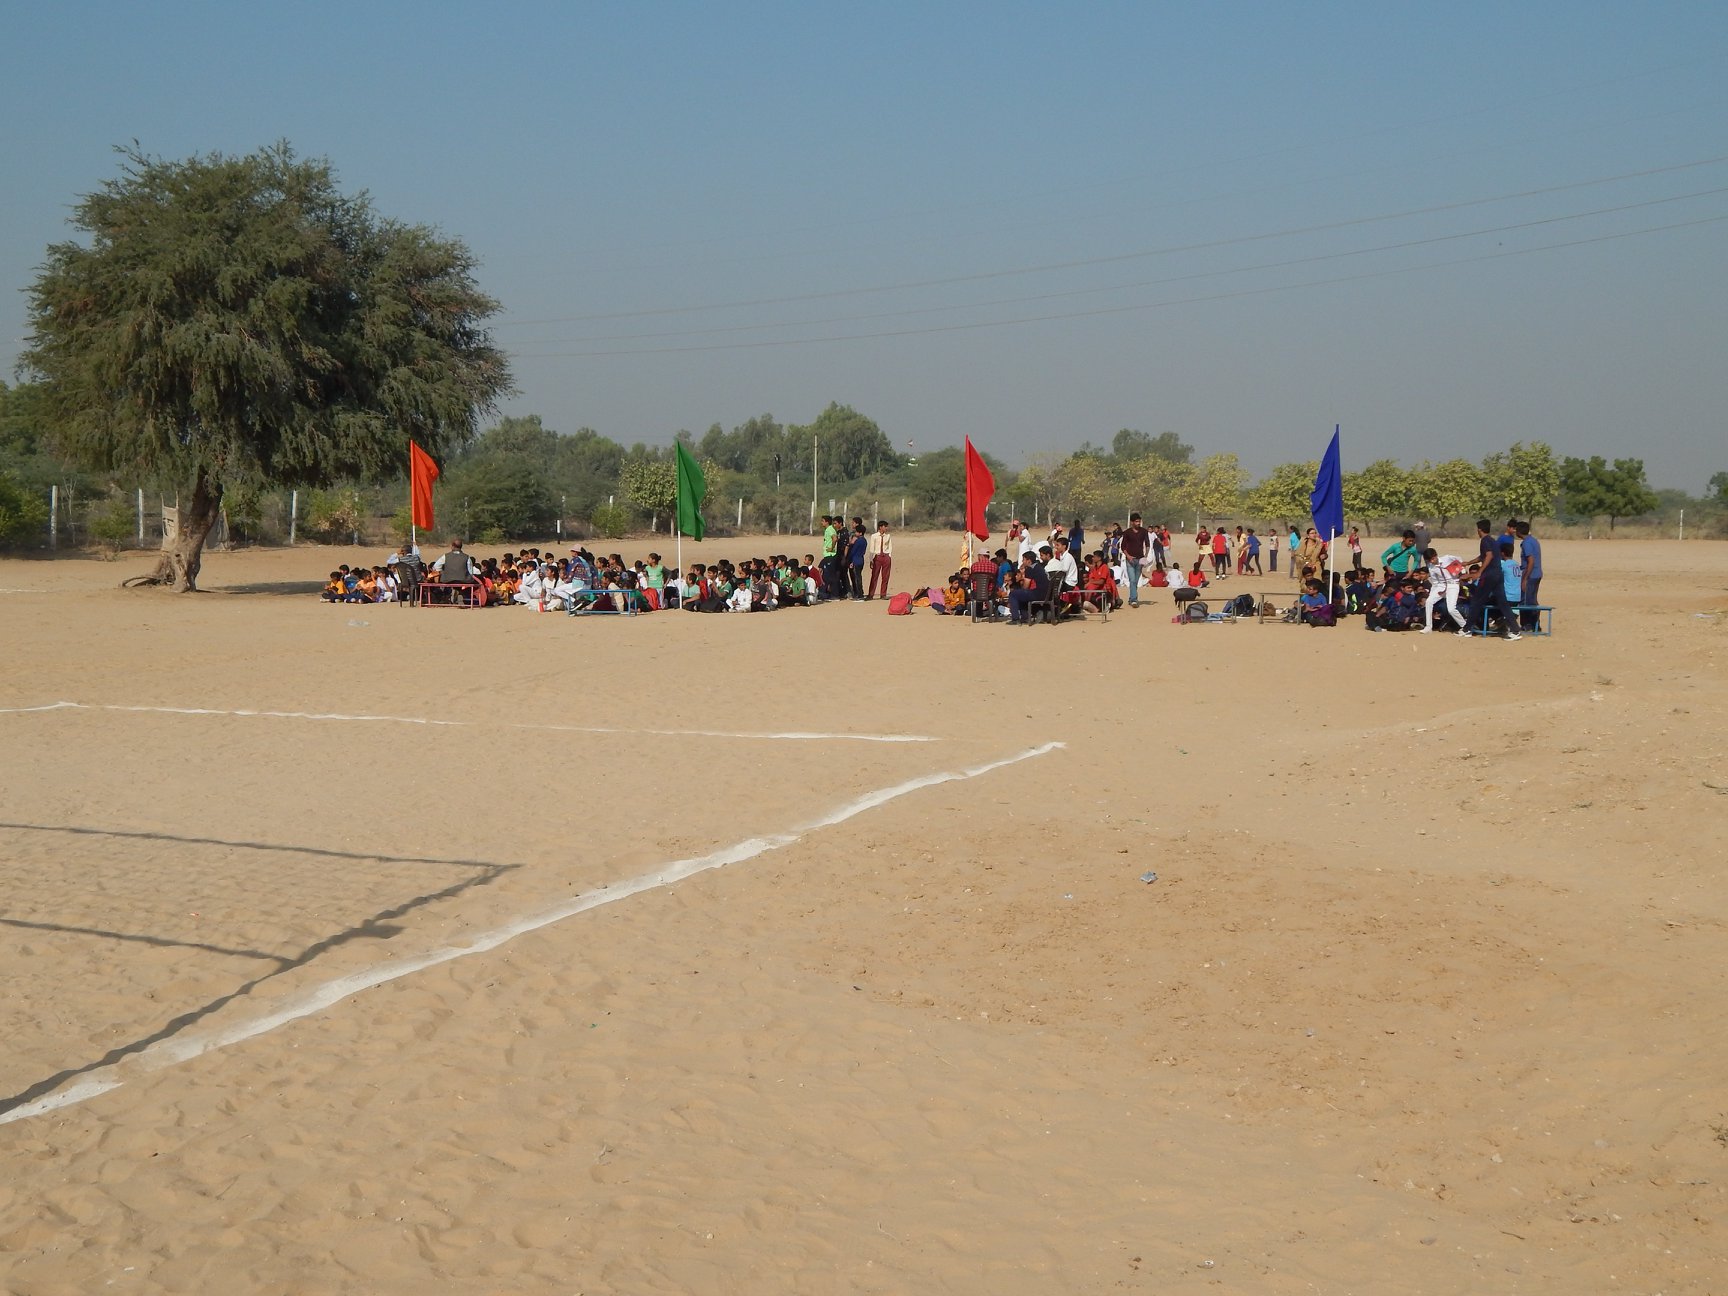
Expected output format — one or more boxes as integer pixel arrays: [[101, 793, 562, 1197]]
[[817, 515, 896, 600]]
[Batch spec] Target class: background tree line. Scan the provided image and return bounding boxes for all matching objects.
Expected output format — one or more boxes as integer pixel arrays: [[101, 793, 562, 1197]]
[[6, 372, 1721, 550]]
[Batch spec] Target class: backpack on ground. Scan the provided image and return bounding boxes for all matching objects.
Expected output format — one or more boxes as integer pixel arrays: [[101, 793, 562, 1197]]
[[887, 592, 913, 615]]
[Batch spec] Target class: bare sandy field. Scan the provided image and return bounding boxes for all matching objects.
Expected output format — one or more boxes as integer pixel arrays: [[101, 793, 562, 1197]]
[[1, 533, 1725, 1295]]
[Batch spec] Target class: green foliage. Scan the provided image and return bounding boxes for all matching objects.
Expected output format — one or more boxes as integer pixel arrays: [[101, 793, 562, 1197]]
[[1119, 455, 1194, 522], [1406, 458, 1487, 526], [1051, 454, 1114, 519], [1558, 455, 1658, 530], [1480, 442, 1560, 519], [87, 494, 136, 556], [445, 456, 556, 539], [1113, 428, 1194, 464], [589, 502, 632, 539], [799, 403, 899, 481], [1244, 460, 1317, 522], [1343, 458, 1410, 526], [1183, 453, 1247, 519], [621, 457, 678, 517], [1708, 471, 1728, 503], [20, 143, 511, 585], [0, 472, 49, 547], [909, 446, 967, 516], [304, 488, 366, 542], [223, 482, 267, 543]]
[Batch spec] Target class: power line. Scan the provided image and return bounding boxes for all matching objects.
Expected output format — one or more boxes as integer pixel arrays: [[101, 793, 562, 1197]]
[[497, 154, 1728, 326], [507, 213, 1728, 359], [510, 187, 1728, 346]]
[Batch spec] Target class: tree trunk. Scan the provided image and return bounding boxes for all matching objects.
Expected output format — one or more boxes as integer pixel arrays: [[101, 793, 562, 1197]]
[[124, 468, 223, 591]]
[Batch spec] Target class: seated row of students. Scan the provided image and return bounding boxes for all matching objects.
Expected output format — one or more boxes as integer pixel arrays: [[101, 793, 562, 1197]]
[[1290, 542, 1524, 639], [321, 565, 401, 602]]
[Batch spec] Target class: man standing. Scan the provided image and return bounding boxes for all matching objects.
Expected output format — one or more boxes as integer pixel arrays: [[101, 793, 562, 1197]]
[[1380, 530, 1422, 578], [1120, 512, 1151, 607], [1413, 520, 1432, 553], [820, 515, 845, 599], [866, 520, 893, 599], [1459, 518, 1507, 636], [1515, 520, 1543, 630], [846, 521, 868, 599], [1288, 524, 1302, 580]]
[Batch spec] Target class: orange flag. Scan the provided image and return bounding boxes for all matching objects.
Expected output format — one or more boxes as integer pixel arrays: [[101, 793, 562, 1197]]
[[409, 441, 440, 530]]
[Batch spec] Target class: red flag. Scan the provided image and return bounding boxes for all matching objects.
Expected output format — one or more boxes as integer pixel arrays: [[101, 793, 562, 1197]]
[[409, 441, 440, 530], [964, 436, 994, 541]]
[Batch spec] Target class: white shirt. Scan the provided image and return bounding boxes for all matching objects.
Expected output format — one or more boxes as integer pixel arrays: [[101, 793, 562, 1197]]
[[1047, 550, 1079, 586]]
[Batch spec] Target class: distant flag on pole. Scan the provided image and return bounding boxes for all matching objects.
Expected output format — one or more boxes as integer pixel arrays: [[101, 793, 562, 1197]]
[[964, 437, 995, 541], [1309, 426, 1345, 540], [409, 440, 440, 530], [675, 439, 707, 541]]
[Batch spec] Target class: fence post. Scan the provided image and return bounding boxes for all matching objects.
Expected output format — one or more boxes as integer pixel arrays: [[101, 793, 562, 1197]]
[[49, 486, 58, 548], [289, 489, 298, 544], [737, 497, 743, 528], [137, 487, 145, 543], [900, 498, 905, 528]]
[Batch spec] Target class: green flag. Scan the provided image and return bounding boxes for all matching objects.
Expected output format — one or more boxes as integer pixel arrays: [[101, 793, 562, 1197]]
[[675, 440, 707, 541]]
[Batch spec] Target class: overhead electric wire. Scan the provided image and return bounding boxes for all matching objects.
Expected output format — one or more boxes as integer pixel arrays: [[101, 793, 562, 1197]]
[[498, 154, 1728, 327], [507, 212, 1727, 359], [509, 186, 1728, 347], [549, 52, 1726, 263]]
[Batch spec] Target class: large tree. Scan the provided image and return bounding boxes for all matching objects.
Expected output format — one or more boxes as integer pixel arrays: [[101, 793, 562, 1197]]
[[1558, 455, 1658, 531], [21, 144, 510, 590]]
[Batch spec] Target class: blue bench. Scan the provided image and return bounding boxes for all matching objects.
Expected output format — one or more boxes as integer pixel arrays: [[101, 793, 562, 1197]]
[[1474, 604, 1553, 636]]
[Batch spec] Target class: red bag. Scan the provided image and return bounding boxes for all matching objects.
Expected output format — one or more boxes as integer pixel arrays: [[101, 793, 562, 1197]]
[[887, 592, 913, 615]]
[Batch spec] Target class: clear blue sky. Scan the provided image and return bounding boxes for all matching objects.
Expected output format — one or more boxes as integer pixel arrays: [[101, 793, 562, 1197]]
[[3, 1, 1724, 487]]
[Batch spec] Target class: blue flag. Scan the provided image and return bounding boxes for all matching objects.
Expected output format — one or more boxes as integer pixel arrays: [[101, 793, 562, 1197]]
[[1310, 426, 1344, 540]]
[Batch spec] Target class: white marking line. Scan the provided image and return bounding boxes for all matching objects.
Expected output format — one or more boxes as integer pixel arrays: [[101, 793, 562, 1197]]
[[0, 741, 1062, 1126], [0, 701, 933, 744]]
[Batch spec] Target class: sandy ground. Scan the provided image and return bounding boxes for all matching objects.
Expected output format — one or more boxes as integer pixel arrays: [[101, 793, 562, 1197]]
[[0, 533, 1724, 1295]]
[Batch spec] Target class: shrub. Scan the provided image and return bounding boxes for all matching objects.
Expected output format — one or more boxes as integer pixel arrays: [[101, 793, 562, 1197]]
[[590, 503, 632, 539], [0, 473, 48, 547]]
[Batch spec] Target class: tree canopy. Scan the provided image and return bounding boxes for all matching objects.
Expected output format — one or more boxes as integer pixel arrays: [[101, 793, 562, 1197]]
[[20, 143, 511, 588], [1558, 455, 1658, 530]]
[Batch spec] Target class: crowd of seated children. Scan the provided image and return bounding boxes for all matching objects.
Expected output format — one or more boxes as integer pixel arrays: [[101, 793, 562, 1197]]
[[321, 565, 398, 603], [675, 555, 831, 612]]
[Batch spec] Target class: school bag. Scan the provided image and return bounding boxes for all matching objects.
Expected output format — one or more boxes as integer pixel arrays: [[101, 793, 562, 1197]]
[[887, 592, 913, 615]]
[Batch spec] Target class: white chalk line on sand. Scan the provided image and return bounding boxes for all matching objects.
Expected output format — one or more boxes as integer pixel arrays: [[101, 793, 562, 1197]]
[[0, 741, 1063, 1126], [0, 700, 934, 745]]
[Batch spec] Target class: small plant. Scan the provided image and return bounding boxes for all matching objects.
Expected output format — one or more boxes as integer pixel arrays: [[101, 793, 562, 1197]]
[[590, 502, 632, 539], [87, 495, 136, 558]]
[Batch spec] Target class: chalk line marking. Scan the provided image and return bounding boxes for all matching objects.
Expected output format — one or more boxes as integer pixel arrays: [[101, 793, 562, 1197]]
[[0, 741, 1062, 1125], [0, 700, 934, 744]]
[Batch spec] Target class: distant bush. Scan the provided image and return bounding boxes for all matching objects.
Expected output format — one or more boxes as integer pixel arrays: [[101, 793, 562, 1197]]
[[0, 473, 48, 547], [590, 503, 632, 539], [87, 495, 136, 557]]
